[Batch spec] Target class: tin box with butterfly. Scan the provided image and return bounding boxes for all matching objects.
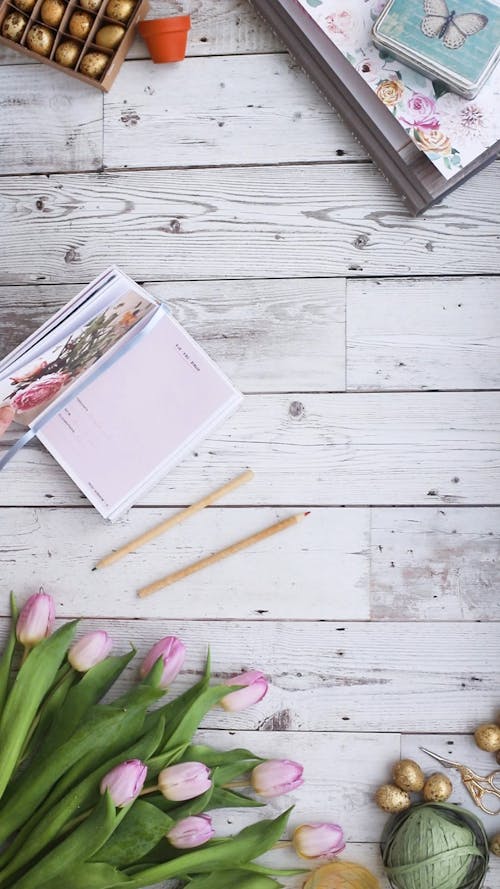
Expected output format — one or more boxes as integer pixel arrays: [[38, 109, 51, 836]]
[[372, 0, 500, 98]]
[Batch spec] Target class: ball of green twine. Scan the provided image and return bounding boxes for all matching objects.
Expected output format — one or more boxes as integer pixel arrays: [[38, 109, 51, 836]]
[[381, 802, 489, 889]]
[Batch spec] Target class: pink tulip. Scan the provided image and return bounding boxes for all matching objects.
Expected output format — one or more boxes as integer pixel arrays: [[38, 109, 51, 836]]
[[220, 670, 269, 712], [139, 636, 186, 689], [68, 631, 113, 672], [251, 759, 304, 799], [293, 823, 345, 860], [167, 814, 215, 849], [100, 759, 147, 807], [158, 762, 212, 802], [16, 591, 55, 647]]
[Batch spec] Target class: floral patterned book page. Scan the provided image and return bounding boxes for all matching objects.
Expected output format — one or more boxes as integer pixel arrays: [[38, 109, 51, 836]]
[[297, 0, 500, 179]]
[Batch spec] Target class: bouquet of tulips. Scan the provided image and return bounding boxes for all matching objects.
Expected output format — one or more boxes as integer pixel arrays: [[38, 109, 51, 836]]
[[0, 592, 347, 889]]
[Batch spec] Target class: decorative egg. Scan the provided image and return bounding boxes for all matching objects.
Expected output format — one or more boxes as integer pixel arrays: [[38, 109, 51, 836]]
[[422, 772, 453, 802], [26, 24, 54, 56], [375, 784, 411, 814], [105, 0, 134, 23], [55, 38, 81, 67], [491, 833, 500, 857], [474, 723, 500, 753], [95, 23, 124, 49], [1, 10, 27, 42], [69, 10, 93, 39], [392, 759, 425, 793], [13, 0, 35, 13], [80, 0, 102, 9], [40, 0, 66, 27], [79, 50, 108, 79]]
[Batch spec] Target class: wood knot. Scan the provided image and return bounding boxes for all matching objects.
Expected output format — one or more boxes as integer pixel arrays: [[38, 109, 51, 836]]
[[64, 247, 81, 264], [170, 219, 181, 233], [289, 400, 304, 419], [259, 709, 292, 731], [353, 234, 369, 249]]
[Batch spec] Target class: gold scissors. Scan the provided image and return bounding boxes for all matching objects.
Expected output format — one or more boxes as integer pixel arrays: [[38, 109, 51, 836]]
[[420, 746, 500, 816]]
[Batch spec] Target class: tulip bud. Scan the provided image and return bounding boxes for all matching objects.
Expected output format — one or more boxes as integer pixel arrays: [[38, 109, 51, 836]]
[[158, 762, 212, 802], [293, 823, 345, 860], [220, 670, 269, 712], [139, 636, 186, 689], [68, 631, 113, 672], [167, 814, 215, 849], [251, 759, 304, 798], [100, 759, 147, 807], [16, 591, 55, 648]]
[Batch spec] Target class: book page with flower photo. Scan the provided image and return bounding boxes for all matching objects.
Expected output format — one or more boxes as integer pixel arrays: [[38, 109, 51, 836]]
[[298, 0, 500, 179]]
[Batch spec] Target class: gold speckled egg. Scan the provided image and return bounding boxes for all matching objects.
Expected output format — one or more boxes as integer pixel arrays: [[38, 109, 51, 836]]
[[26, 24, 54, 56], [95, 23, 124, 49], [79, 50, 108, 79], [80, 0, 102, 9], [423, 772, 453, 802], [69, 10, 93, 39], [1, 10, 27, 41], [40, 0, 66, 27], [55, 38, 81, 67], [392, 759, 425, 793], [13, 0, 35, 13], [105, 0, 134, 22], [474, 724, 500, 753], [375, 784, 411, 814], [491, 833, 500, 857]]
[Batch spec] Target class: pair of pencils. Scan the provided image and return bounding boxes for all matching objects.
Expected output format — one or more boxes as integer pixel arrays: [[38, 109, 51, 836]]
[[94, 470, 309, 598]]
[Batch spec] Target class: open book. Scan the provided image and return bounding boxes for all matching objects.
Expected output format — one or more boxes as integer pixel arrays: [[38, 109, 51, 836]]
[[0, 268, 242, 520]]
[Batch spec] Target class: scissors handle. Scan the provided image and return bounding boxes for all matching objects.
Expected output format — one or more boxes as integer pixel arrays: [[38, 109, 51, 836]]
[[462, 770, 500, 816]]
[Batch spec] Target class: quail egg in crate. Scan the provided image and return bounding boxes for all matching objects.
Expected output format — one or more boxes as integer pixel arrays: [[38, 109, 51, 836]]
[[105, 0, 134, 23], [26, 24, 54, 55], [55, 38, 81, 67], [79, 50, 108, 78], [69, 10, 93, 40], [1, 10, 27, 41], [40, 0, 66, 28], [13, 0, 35, 13], [96, 23, 124, 49]]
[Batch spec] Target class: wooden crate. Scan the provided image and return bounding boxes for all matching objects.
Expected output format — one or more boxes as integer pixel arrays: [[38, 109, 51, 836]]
[[0, 0, 148, 91]]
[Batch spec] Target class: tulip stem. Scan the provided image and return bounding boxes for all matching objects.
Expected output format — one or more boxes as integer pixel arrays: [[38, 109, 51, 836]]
[[20, 646, 31, 666], [222, 780, 251, 789], [139, 785, 159, 796], [273, 840, 292, 849]]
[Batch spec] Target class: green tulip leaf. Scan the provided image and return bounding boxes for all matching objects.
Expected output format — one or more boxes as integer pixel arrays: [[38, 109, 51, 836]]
[[94, 800, 174, 867], [209, 787, 264, 809], [9, 793, 120, 889], [24, 666, 75, 758], [181, 745, 264, 768], [37, 863, 132, 889], [38, 648, 136, 754], [187, 871, 283, 889], [0, 619, 78, 802], [0, 593, 18, 720], [0, 718, 165, 883], [122, 808, 292, 887]]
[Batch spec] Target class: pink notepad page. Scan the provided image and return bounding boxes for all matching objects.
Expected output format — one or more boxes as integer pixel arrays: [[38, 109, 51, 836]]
[[37, 309, 241, 519]]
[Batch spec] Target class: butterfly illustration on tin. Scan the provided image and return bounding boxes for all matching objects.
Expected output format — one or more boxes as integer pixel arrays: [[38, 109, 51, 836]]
[[421, 0, 488, 49]]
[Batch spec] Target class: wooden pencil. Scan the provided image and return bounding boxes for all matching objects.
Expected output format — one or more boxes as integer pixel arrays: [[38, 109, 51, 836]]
[[137, 511, 310, 598], [94, 469, 254, 570]]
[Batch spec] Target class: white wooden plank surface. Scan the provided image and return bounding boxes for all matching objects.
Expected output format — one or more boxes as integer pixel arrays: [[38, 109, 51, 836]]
[[347, 276, 500, 391], [1, 163, 499, 284], [0, 616, 497, 732], [0, 507, 370, 620], [0, 0, 281, 65], [0, 278, 345, 393], [103, 55, 363, 170], [1, 392, 498, 506], [0, 65, 103, 175], [371, 507, 500, 621]]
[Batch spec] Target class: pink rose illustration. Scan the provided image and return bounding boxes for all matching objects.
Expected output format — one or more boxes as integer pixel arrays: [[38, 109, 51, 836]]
[[11, 372, 71, 412], [401, 94, 439, 130]]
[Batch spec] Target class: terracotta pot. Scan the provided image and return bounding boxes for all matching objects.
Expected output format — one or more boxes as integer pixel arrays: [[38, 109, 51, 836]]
[[138, 14, 191, 63]]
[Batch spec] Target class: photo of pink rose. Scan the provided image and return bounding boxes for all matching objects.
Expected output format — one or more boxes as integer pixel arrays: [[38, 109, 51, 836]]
[[11, 372, 71, 413], [401, 94, 440, 131]]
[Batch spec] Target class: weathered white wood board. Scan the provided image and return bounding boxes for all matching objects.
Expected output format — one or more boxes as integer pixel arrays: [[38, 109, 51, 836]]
[[347, 276, 500, 391], [2, 506, 498, 621], [0, 507, 370, 620], [0, 278, 345, 393], [2, 163, 499, 284], [0, 65, 103, 175], [371, 507, 500, 621], [103, 55, 363, 169], [194, 729, 400, 842], [1, 392, 499, 505], [0, 0, 282, 65], [0, 616, 497, 732]]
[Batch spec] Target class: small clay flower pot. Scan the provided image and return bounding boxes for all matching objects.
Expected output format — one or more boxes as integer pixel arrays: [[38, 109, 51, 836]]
[[138, 14, 191, 63]]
